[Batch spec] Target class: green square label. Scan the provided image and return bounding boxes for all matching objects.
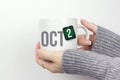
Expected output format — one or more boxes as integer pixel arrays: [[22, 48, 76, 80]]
[[63, 25, 76, 40]]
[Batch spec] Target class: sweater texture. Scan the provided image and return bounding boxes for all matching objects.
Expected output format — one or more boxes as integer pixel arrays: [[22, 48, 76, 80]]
[[62, 26, 120, 80]]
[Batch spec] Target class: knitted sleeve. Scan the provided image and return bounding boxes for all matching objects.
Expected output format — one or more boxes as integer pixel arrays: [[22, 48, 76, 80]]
[[92, 26, 120, 57], [62, 50, 120, 80]]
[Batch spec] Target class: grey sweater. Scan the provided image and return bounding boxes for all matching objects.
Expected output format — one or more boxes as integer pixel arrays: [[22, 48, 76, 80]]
[[62, 26, 120, 80]]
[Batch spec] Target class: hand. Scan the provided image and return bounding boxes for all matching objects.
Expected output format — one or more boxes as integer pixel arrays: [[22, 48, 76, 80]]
[[35, 42, 64, 73], [35, 19, 98, 73], [78, 19, 98, 50]]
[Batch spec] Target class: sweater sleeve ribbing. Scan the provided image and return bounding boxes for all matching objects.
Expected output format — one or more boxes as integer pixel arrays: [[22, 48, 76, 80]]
[[62, 50, 120, 80], [92, 26, 120, 57]]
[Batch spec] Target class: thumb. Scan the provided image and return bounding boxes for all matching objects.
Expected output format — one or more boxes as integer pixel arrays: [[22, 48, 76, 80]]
[[81, 19, 97, 33]]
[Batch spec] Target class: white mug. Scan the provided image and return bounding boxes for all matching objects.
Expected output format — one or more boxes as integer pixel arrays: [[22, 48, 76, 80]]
[[39, 18, 89, 51]]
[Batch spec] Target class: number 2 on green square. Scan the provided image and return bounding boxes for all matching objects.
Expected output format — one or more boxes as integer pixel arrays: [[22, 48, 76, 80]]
[[63, 25, 76, 40], [66, 28, 72, 38]]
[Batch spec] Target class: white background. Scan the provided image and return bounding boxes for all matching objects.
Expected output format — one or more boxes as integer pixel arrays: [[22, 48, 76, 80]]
[[0, 0, 120, 80]]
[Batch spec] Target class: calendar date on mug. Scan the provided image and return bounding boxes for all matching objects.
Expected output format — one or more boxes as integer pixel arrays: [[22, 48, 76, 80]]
[[41, 25, 76, 47]]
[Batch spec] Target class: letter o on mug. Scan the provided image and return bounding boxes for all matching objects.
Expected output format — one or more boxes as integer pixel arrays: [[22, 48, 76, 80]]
[[41, 31, 49, 46]]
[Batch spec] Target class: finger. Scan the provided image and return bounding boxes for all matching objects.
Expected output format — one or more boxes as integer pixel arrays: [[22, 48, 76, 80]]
[[80, 19, 97, 33], [35, 48, 56, 72], [36, 56, 54, 71], [43, 61, 55, 72], [89, 35, 95, 42], [78, 34, 94, 41], [77, 37, 91, 46], [38, 49, 54, 61], [35, 49, 41, 62], [36, 52, 42, 65], [35, 41, 40, 51], [78, 35, 85, 39], [78, 46, 85, 50]]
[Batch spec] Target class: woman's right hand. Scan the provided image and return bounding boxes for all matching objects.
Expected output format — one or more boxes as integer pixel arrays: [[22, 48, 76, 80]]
[[78, 19, 98, 50]]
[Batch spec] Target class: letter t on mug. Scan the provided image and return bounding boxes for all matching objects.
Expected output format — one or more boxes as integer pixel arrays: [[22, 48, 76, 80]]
[[39, 18, 89, 51]]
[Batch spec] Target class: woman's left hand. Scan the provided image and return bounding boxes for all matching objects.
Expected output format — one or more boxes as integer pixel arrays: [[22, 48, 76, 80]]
[[35, 42, 64, 73]]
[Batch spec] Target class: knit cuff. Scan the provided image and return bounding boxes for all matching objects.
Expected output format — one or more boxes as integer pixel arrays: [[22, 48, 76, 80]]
[[62, 49, 111, 80], [92, 26, 120, 57]]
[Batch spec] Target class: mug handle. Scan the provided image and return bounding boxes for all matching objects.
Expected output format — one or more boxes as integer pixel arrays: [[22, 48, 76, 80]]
[[77, 25, 89, 47]]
